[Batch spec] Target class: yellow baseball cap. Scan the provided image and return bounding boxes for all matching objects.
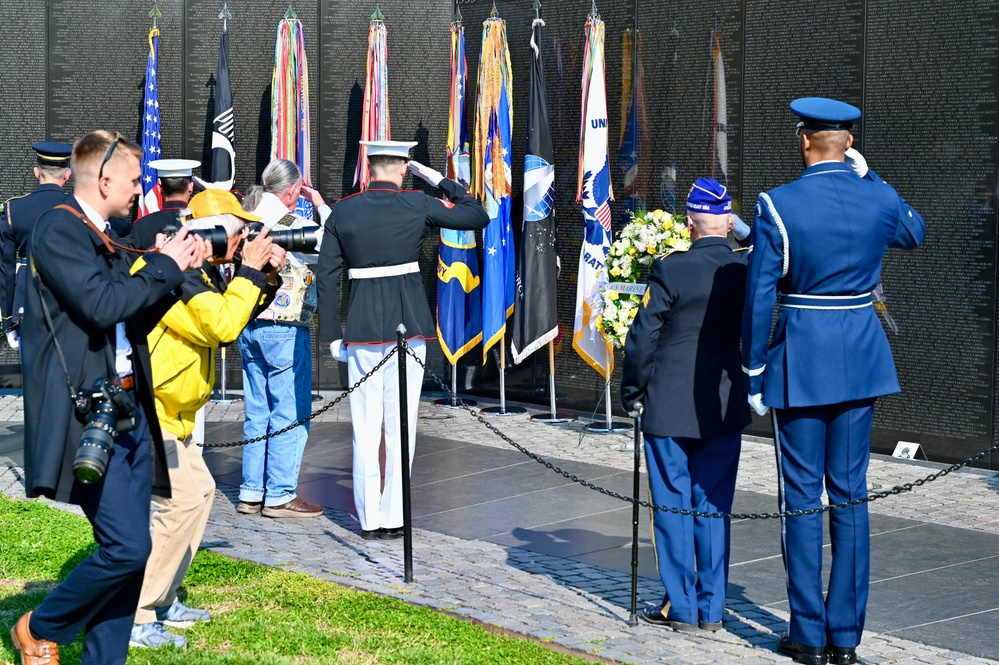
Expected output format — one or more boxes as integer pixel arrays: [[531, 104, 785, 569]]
[[187, 189, 261, 221]]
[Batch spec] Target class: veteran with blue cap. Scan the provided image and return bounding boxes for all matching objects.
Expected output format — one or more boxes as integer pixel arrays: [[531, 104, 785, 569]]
[[621, 176, 749, 633], [0, 141, 74, 349], [317, 140, 488, 540], [741, 98, 926, 665]]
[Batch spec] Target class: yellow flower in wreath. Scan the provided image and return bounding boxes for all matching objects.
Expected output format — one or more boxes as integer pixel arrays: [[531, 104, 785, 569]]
[[606, 290, 619, 301]]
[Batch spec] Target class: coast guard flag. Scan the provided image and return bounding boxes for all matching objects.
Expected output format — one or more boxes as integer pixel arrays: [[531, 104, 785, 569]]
[[139, 27, 162, 218], [511, 17, 557, 365], [437, 21, 482, 364], [209, 30, 236, 190], [474, 18, 515, 363], [573, 16, 614, 379]]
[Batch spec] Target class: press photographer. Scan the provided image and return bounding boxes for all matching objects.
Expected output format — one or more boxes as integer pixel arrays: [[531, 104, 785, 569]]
[[130, 188, 285, 649], [12, 130, 208, 665]]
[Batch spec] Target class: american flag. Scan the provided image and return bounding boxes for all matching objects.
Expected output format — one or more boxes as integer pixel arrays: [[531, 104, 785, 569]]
[[139, 28, 162, 218]]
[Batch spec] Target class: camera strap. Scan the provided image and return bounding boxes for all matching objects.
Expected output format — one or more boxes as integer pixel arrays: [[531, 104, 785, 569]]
[[30, 208, 122, 402], [52, 204, 152, 255]]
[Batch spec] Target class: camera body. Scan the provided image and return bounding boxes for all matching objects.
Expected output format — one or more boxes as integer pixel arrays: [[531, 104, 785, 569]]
[[72, 378, 138, 484], [245, 219, 319, 254]]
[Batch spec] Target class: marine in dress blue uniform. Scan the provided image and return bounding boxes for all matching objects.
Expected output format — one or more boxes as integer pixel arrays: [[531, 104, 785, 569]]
[[128, 158, 201, 250], [621, 178, 750, 632], [0, 142, 72, 348], [317, 141, 488, 539], [741, 98, 926, 665]]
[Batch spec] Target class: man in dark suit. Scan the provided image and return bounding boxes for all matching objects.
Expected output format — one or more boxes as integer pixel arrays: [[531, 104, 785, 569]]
[[621, 177, 750, 633], [9, 130, 206, 665], [742, 98, 925, 665], [317, 141, 488, 540], [0, 142, 73, 350]]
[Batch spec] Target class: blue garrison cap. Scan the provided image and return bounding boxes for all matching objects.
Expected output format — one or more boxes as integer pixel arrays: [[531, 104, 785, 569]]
[[686, 177, 732, 214], [790, 97, 861, 132], [31, 141, 72, 167]]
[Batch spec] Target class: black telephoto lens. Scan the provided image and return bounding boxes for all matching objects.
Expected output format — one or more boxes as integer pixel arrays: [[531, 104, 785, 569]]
[[72, 404, 117, 483], [244, 222, 319, 253]]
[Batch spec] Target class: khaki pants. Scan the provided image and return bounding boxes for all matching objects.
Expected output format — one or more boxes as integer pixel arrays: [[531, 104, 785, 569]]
[[135, 431, 216, 624]]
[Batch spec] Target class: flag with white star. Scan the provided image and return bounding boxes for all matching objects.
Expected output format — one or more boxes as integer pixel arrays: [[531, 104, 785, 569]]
[[139, 27, 162, 218]]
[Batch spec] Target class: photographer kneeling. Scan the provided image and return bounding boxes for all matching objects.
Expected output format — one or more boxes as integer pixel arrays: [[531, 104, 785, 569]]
[[13, 130, 207, 665], [130, 188, 285, 649]]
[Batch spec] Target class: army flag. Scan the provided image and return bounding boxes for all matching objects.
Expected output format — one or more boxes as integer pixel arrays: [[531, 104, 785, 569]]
[[272, 16, 311, 185], [138, 27, 162, 218], [511, 17, 557, 365], [473, 17, 514, 363], [437, 21, 482, 364], [573, 16, 614, 380], [209, 29, 236, 190], [354, 15, 391, 190]]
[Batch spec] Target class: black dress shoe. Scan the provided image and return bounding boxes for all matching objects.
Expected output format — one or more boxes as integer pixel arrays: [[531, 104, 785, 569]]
[[360, 529, 381, 541], [638, 604, 671, 627], [777, 633, 828, 665], [698, 619, 724, 632], [379, 527, 404, 540], [827, 646, 857, 664]]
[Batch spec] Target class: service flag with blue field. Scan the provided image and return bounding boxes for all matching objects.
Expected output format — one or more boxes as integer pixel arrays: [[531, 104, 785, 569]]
[[511, 17, 558, 365], [437, 21, 482, 364]]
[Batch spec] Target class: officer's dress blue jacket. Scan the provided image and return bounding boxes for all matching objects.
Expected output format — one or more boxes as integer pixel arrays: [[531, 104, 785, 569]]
[[742, 162, 926, 409], [622, 236, 751, 439], [1, 183, 68, 322]]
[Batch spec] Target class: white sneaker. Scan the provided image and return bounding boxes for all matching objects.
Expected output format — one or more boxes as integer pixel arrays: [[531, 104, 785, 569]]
[[129, 622, 188, 648]]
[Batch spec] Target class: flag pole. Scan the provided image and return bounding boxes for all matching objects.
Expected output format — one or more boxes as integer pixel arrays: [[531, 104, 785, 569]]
[[212, 347, 240, 403], [481, 333, 527, 416], [531, 341, 577, 424], [433, 362, 478, 409], [585, 382, 630, 433]]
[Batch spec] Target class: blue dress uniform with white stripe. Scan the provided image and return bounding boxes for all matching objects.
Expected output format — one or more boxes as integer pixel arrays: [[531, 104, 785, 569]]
[[621, 178, 749, 632], [741, 98, 925, 664], [1, 142, 72, 343]]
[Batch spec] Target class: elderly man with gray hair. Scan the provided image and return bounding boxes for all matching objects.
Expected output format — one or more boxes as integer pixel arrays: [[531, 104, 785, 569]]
[[236, 159, 329, 519]]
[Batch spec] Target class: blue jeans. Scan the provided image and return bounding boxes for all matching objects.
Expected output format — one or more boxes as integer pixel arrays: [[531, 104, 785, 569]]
[[237, 321, 312, 506]]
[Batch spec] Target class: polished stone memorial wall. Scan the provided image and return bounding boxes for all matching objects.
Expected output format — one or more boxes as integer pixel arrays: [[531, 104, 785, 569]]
[[0, 0, 995, 467]]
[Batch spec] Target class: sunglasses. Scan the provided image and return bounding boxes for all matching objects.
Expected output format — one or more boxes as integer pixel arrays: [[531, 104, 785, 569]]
[[98, 132, 128, 180]]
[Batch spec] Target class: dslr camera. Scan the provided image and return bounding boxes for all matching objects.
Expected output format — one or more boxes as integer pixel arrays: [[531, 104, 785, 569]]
[[72, 378, 138, 483], [162, 220, 229, 259], [244, 217, 319, 254]]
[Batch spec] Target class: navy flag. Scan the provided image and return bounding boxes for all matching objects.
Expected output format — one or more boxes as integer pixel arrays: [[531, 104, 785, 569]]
[[511, 18, 558, 364], [210, 30, 236, 189]]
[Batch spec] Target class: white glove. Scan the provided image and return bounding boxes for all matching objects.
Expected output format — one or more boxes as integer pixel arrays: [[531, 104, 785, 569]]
[[408, 160, 444, 187], [844, 147, 869, 178], [748, 393, 768, 417], [329, 339, 348, 363], [627, 401, 644, 419], [5, 331, 17, 350], [732, 213, 751, 241]]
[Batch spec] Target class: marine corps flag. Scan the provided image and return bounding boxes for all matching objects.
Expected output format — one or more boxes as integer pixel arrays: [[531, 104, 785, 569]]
[[209, 29, 236, 190], [437, 20, 482, 364], [573, 14, 614, 379], [138, 27, 162, 218], [473, 16, 515, 363], [511, 17, 557, 365]]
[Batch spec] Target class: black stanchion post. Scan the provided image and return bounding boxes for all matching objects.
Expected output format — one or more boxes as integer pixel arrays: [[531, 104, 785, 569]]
[[396, 324, 414, 583], [629, 402, 643, 627]]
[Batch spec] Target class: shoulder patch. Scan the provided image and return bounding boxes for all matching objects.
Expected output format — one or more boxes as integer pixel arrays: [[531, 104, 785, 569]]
[[641, 288, 651, 308], [656, 246, 689, 262], [436, 197, 456, 209]]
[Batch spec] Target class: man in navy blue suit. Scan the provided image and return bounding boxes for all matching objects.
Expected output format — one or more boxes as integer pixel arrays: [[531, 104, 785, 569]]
[[741, 98, 925, 665], [621, 177, 750, 633]]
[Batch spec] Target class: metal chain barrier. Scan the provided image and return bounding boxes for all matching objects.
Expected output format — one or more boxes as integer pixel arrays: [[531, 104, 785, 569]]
[[409, 348, 999, 520], [197, 346, 398, 448]]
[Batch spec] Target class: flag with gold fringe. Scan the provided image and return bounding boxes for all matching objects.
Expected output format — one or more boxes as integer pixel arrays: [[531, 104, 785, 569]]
[[473, 15, 514, 364], [573, 14, 614, 380], [354, 11, 391, 190], [619, 28, 649, 221], [437, 19, 482, 364]]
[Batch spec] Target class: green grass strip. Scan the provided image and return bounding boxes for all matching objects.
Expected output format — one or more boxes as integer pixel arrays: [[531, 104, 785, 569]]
[[0, 495, 604, 664]]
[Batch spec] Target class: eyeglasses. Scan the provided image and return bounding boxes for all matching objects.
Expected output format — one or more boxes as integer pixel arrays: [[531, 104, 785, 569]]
[[98, 133, 127, 180]]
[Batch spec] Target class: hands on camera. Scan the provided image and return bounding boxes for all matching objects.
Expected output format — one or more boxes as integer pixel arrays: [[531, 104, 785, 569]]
[[239, 225, 287, 273], [156, 225, 211, 271]]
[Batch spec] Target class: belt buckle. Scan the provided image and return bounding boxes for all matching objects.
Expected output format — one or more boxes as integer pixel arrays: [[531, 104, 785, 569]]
[[119, 375, 135, 391]]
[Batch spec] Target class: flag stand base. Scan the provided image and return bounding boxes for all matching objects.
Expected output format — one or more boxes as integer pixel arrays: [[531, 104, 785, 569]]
[[434, 397, 478, 408], [480, 405, 528, 416], [210, 392, 241, 404], [585, 420, 631, 433], [532, 412, 577, 424]]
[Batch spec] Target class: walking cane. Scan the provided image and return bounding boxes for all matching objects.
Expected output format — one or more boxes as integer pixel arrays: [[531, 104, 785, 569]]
[[629, 402, 643, 627]]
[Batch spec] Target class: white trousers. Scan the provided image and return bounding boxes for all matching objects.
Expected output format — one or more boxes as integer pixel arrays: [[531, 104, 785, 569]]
[[346, 339, 425, 530]]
